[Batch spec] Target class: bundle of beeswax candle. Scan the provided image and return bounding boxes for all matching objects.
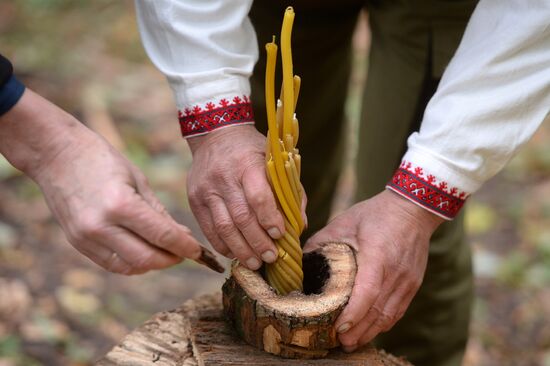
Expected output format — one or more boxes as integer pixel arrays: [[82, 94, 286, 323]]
[[264, 7, 304, 295]]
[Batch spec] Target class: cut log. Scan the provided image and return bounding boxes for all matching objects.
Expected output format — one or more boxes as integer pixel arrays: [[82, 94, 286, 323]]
[[222, 242, 357, 359], [96, 293, 412, 366]]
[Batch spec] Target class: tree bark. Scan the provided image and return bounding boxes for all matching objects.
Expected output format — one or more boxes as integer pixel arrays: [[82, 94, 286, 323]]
[[223, 242, 359, 358], [96, 292, 412, 366]]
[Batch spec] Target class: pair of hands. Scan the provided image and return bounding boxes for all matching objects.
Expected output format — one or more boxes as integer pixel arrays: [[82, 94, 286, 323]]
[[0, 90, 203, 274], [187, 124, 444, 350]]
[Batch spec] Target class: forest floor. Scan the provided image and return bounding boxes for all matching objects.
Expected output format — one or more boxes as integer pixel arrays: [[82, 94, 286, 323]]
[[0, 2, 548, 365]]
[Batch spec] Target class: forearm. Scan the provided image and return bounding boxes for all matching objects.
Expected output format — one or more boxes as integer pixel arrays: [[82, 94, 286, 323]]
[[134, 0, 257, 139], [0, 89, 90, 179], [388, 0, 550, 220]]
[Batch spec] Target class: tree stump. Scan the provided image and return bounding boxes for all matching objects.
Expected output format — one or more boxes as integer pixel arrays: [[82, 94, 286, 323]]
[[223, 242, 357, 358], [96, 292, 412, 366]]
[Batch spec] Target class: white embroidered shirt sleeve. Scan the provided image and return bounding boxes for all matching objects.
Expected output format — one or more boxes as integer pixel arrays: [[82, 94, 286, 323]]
[[387, 0, 550, 220], [134, 0, 258, 137]]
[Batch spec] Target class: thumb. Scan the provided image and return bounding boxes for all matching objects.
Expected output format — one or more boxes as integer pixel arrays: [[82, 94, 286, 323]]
[[303, 233, 324, 254], [116, 194, 202, 260], [129, 167, 203, 259], [131, 166, 171, 218], [303, 218, 358, 254], [242, 165, 285, 239]]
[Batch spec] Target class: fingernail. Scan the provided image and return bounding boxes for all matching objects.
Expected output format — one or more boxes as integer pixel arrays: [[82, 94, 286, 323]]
[[343, 345, 357, 353], [337, 322, 352, 333], [261, 250, 277, 263], [246, 257, 261, 270], [267, 227, 282, 239]]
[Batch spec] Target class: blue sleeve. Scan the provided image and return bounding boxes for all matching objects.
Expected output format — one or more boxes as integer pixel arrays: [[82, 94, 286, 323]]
[[0, 74, 25, 116]]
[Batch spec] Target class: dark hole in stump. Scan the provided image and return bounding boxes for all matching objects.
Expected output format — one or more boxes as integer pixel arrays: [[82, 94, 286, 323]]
[[260, 250, 330, 295], [303, 251, 330, 295]]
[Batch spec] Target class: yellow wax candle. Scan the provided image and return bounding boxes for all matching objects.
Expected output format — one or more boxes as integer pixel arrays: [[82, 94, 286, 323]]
[[265, 41, 281, 163], [292, 116, 299, 148], [266, 39, 303, 232], [281, 7, 295, 149], [276, 99, 284, 138], [292, 75, 301, 146], [267, 160, 299, 232], [278, 236, 302, 263], [293, 75, 301, 110], [285, 160, 300, 204], [263, 7, 305, 295]]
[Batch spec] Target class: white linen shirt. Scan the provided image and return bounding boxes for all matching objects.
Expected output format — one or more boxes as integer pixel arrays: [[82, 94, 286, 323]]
[[135, 0, 550, 220]]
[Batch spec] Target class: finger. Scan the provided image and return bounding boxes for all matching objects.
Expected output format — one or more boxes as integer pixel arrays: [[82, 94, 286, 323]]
[[334, 254, 383, 336], [131, 167, 170, 217], [111, 194, 202, 260], [131, 169, 206, 259], [302, 224, 334, 253], [130, 164, 186, 222], [130, 167, 204, 250], [189, 199, 231, 258], [102, 226, 182, 274], [73, 227, 181, 275], [242, 166, 285, 239], [206, 195, 261, 270], [393, 286, 417, 327], [302, 217, 358, 253], [300, 183, 308, 229], [105, 251, 131, 273], [225, 188, 278, 263], [357, 283, 413, 346], [338, 288, 391, 350], [72, 240, 130, 272], [302, 236, 321, 253]]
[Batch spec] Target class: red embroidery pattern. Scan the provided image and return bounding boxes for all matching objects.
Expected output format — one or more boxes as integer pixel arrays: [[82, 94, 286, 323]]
[[178, 95, 254, 137], [386, 161, 468, 220]]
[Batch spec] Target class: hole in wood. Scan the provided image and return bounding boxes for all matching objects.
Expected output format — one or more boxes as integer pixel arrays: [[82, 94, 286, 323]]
[[260, 250, 330, 296], [302, 251, 330, 295]]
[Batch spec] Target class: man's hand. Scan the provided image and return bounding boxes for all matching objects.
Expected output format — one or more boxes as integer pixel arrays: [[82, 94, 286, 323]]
[[0, 90, 202, 274], [186, 124, 294, 270], [304, 189, 444, 351]]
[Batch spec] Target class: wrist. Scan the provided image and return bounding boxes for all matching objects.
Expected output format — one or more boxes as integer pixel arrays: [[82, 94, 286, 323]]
[[187, 123, 259, 155], [383, 189, 445, 234], [0, 89, 89, 180]]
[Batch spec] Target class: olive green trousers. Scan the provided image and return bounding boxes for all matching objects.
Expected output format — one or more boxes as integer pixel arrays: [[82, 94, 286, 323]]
[[250, 1, 477, 365]]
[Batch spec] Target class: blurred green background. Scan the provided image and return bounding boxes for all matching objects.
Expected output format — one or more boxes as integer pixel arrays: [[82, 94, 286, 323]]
[[0, 1, 549, 365]]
